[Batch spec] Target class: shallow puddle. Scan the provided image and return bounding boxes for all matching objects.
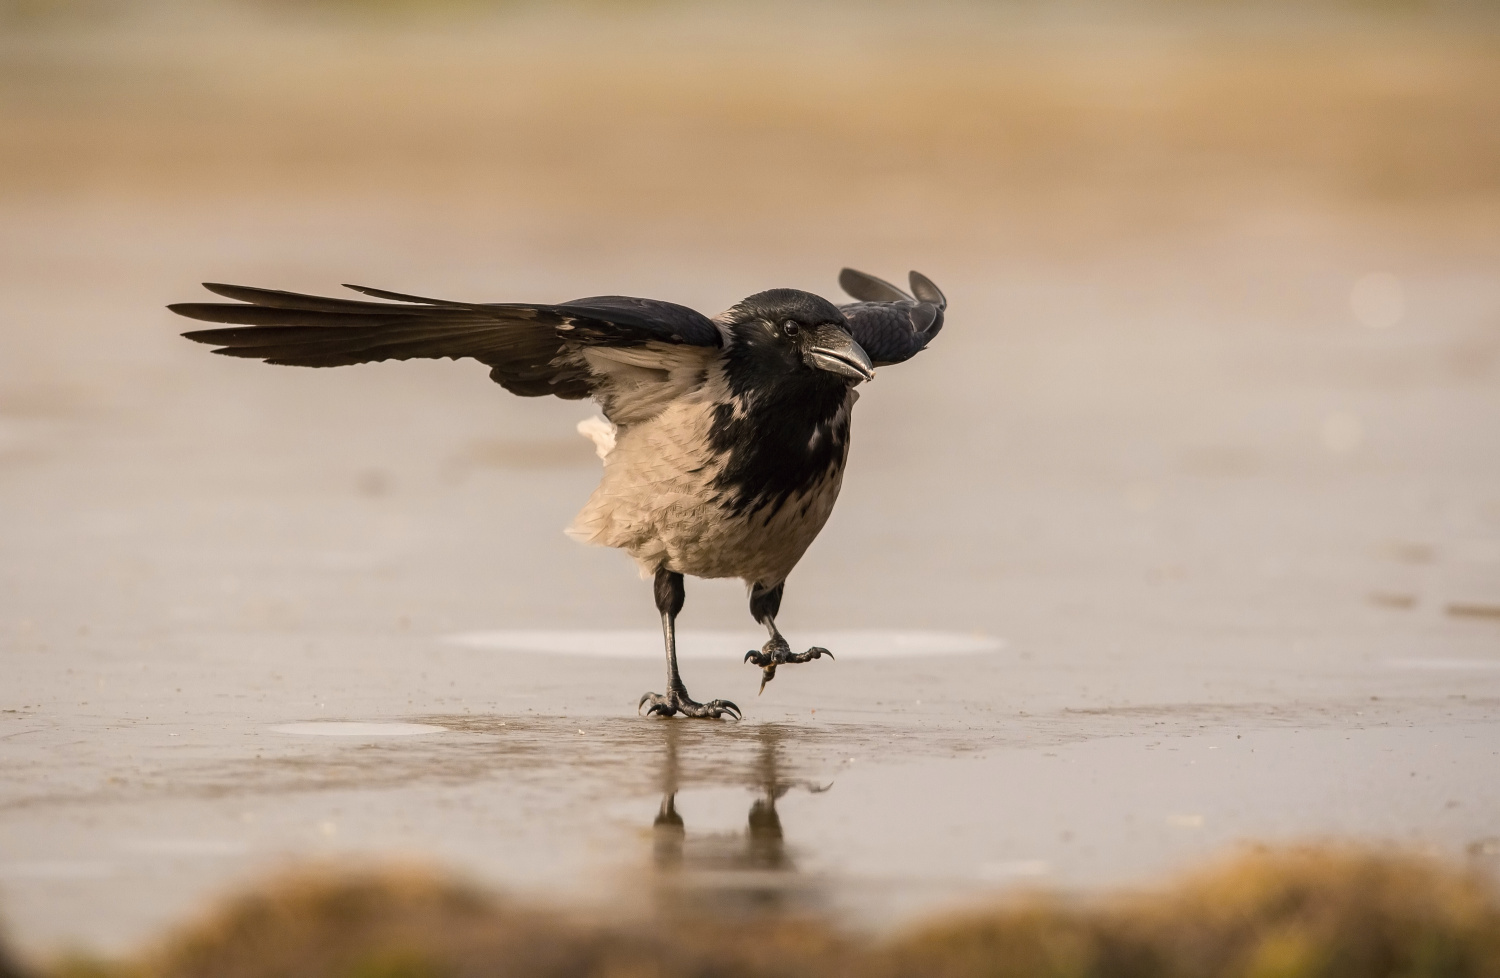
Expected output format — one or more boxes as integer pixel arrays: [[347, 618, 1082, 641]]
[[268, 722, 448, 737]]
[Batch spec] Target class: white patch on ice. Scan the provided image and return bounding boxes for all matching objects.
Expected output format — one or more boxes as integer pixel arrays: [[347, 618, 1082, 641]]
[[444, 629, 1004, 660]]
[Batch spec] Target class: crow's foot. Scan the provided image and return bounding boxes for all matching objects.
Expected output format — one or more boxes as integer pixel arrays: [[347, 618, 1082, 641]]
[[744, 638, 833, 693], [638, 690, 741, 720]]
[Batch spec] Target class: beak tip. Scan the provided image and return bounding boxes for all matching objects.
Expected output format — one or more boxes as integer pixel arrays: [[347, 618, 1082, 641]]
[[806, 324, 876, 384]]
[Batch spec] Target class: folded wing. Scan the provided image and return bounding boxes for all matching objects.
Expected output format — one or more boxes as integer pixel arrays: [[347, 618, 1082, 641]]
[[836, 268, 946, 367], [171, 283, 723, 414]]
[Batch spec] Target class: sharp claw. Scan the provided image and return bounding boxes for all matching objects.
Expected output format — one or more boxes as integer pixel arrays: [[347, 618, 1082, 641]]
[[639, 693, 678, 717], [778, 646, 832, 664], [639, 692, 740, 719]]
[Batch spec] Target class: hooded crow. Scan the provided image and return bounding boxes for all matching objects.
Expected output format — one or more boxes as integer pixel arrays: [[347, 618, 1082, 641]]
[[170, 268, 946, 719]]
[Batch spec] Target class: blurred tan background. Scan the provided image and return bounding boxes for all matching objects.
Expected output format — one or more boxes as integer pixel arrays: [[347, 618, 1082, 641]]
[[5, 0, 1500, 251], [3, 0, 1500, 960]]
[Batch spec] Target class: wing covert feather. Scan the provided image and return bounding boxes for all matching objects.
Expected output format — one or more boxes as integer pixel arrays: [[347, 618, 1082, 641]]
[[836, 268, 946, 366]]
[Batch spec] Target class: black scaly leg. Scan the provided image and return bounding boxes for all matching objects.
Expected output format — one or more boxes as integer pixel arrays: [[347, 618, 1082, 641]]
[[639, 568, 740, 720], [743, 581, 833, 693]]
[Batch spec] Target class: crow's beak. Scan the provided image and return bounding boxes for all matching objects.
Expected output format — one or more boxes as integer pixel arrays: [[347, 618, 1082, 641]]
[[804, 324, 875, 383]]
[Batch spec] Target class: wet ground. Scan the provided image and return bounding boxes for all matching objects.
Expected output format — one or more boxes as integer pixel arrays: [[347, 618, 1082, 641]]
[[3, 5, 1500, 961]]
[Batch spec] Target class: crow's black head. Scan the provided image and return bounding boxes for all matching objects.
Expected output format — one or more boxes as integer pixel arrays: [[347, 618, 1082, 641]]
[[709, 289, 866, 518], [720, 289, 874, 395]]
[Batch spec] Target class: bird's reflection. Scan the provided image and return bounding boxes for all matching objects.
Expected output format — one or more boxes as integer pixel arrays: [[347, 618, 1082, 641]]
[[649, 723, 829, 915]]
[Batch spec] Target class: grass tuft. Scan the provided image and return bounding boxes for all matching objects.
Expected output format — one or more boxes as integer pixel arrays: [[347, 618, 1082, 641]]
[[39, 847, 1500, 978]]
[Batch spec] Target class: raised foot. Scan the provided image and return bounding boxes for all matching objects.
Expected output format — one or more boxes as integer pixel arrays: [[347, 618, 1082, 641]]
[[744, 639, 834, 693], [638, 690, 741, 720]]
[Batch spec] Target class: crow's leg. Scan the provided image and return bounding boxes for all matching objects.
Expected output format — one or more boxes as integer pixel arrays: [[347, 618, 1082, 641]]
[[639, 568, 740, 720], [743, 581, 833, 693]]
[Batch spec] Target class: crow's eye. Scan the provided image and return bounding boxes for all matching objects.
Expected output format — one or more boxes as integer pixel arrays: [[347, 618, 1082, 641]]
[[782, 320, 800, 337]]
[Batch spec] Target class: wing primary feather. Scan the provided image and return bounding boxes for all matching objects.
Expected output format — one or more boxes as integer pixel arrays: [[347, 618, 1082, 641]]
[[908, 271, 946, 308], [199, 283, 419, 313], [343, 285, 564, 321], [839, 268, 911, 303], [341, 284, 456, 305], [170, 304, 433, 327]]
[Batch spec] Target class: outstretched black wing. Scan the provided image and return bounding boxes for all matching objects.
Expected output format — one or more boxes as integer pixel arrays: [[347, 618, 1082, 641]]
[[837, 268, 946, 367], [170, 283, 721, 401]]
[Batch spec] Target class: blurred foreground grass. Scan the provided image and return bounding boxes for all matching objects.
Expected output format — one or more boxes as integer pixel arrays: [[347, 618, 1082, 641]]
[[31, 847, 1500, 978]]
